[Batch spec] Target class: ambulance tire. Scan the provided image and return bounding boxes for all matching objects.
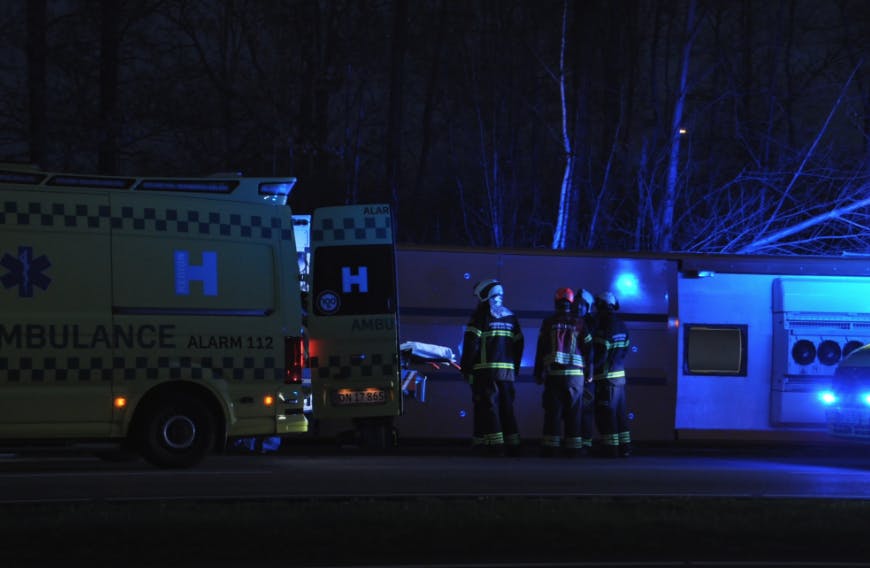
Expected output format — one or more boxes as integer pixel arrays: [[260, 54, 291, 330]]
[[137, 394, 216, 469]]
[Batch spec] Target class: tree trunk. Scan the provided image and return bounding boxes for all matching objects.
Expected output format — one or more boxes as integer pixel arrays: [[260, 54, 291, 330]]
[[386, 0, 408, 210], [657, 0, 696, 252], [26, 0, 47, 166], [552, 0, 572, 250], [413, 0, 446, 201], [99, 0, 120, 174]]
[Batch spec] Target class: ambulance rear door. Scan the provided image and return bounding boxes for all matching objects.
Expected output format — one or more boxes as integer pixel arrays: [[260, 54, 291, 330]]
[[0, 190, 114, 437], [307, 204, 401, 431]]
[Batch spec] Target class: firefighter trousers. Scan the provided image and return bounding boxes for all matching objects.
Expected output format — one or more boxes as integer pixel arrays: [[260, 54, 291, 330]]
[[594, 379, 631, 449], [471, 377, 519, 447], [541, 375, 584, 450], [579, 379, 597, 448]]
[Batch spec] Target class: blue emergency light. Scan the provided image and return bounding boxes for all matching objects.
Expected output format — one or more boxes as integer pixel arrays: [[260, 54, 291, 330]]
[[259, 181, 297, 206], [818, 390, 838, 405]]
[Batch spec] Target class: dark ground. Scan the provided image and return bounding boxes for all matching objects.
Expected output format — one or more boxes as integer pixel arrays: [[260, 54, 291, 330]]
[[3, 439, 870, 566], [3, 494, 870, 566]]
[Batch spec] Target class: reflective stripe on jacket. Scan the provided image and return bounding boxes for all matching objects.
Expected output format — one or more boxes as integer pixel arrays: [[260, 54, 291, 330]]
[[592, 312, 630, 382], [534, 311, 591, 380], [461, 306, 524, 381]]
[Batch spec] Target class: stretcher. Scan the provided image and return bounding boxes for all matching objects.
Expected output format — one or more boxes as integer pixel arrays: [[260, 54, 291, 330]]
[[399, 341, 460, 403]]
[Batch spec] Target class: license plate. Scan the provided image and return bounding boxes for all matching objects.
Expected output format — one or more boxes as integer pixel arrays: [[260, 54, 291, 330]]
[[331, 388, 387, 406]]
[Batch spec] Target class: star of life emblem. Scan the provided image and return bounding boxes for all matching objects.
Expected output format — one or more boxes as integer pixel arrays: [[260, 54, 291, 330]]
[[1, 246, 52, 298]]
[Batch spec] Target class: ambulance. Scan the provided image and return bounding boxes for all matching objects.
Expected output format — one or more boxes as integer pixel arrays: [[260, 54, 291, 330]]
[[0, 164, 403, 467]]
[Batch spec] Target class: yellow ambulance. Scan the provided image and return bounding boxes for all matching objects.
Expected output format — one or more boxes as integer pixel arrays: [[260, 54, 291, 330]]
[[0, 165, 310, 467]]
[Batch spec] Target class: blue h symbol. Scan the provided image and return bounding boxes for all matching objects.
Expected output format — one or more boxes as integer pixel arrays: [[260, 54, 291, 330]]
[[342, 266, 368, 293], [175, 250, 218, 296]]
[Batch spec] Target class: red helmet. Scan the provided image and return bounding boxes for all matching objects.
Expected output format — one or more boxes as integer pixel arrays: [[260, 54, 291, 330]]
[[554, 287, 575, 303]]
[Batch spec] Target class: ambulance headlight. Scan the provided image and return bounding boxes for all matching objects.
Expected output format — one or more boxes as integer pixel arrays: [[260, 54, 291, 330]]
[[818, 390, 838, 405], [861, 393, 870, 406]]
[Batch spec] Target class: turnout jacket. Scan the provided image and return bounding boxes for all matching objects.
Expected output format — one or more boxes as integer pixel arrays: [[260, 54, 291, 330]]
[[592, 311, 630, 384], [460, 304, 524, 382], [534, 310, 592, 382]]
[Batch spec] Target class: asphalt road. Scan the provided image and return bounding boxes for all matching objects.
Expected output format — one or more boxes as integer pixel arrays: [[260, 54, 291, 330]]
[[3, 441, 870, 567], [1, 440, 869, 502]]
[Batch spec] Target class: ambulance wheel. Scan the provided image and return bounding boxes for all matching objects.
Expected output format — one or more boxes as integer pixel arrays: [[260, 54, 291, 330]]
[[137, 395, 216, 469]]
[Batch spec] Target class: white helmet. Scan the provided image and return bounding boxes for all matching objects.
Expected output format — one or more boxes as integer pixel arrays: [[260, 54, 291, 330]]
[[473, 279, 504, 303], [596, 291, 619, 311]]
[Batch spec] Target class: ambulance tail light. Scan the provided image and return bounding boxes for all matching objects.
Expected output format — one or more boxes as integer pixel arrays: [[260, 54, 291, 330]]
[[285, 336, 304, 384]]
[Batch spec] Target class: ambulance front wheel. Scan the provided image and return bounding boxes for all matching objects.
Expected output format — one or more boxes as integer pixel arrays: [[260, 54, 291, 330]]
[[136, 394, 216, 469]]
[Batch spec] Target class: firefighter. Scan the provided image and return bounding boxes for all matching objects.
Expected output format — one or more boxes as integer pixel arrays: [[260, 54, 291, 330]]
[[573, 288, 598, 455], [592, 291, 632, 458], [534, 287, 592, 457], [460, 279, 524, 457]]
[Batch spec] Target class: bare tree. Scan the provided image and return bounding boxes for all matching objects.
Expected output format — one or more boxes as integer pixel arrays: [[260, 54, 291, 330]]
[[4, 0, 870, 258], [412, 0, 447, 206], [673, 60, 869, 255], [551, 0, 573, 250], [98, 0, 119, 174], [451, 2, 548, 248], [26, 0, 46, 166], [734, 62, 867, 254], [655, 0, 697, 252], [386, 0, 408, 211]]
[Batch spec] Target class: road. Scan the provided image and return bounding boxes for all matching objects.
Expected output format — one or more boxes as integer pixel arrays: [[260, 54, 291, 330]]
[[2, 442, 870, 567], [1, 441, 869, 502]]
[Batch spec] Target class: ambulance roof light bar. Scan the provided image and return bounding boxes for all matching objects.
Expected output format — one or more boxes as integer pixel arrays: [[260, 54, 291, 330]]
[[136, 179, 239, 193], [0, 165, 297, 205], [50, 174, 136, 189]]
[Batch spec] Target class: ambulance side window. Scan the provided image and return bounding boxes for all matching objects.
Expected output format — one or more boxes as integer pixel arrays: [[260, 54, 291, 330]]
[[312, 245, 396, 316]]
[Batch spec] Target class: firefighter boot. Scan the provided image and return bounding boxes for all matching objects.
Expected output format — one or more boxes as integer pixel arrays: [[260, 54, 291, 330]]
[[619, 442, 632, 458]]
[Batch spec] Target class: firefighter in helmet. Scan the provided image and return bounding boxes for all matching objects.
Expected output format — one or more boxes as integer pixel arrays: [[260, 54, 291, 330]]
[[573, 288, 597, 455], [534, 287, 593, 457], [460, 279, 524, 456], [592, 291, 632, 457]]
